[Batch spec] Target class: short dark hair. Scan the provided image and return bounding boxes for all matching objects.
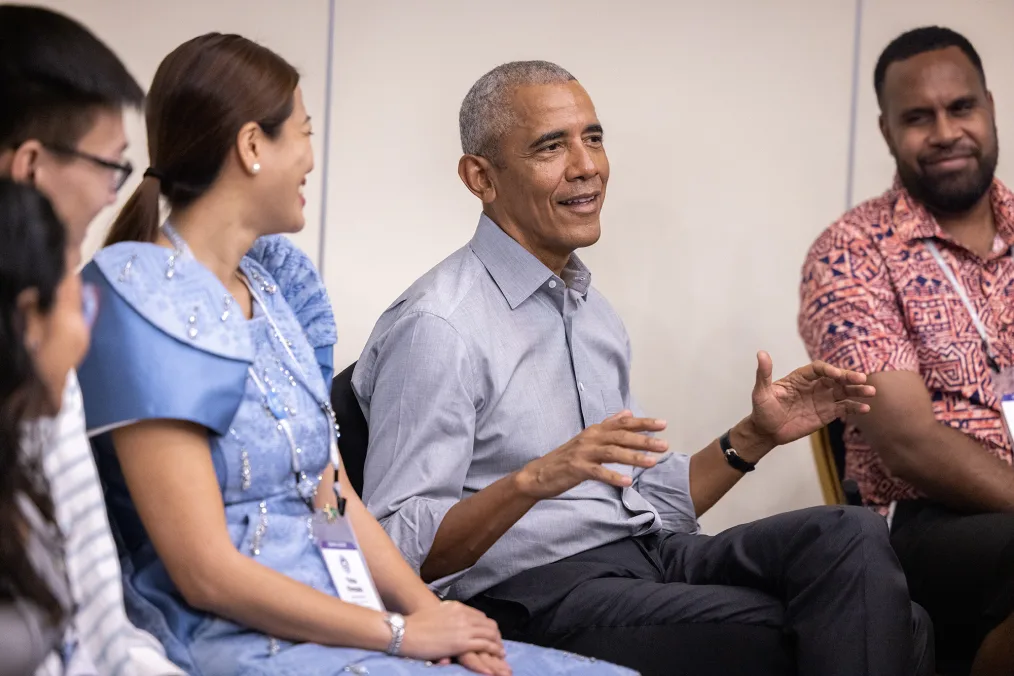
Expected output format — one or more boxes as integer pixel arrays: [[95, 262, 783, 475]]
[[0, 5, 144, 150], [874, 26, 985, 104]]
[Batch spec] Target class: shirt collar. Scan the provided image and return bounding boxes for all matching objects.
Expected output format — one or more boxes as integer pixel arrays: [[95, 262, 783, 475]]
[[891, 176, 1014, 251], [469, 213, 592, 309]]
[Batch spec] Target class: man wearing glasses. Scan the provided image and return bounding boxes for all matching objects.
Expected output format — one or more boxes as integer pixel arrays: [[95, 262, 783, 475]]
[[0, 5, 181, 674], [0, 6, 135, 268]]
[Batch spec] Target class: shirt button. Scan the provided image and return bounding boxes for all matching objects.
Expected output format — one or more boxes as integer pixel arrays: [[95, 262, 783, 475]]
[[578, 382, 585, 392], [548, 280, 557, 289]]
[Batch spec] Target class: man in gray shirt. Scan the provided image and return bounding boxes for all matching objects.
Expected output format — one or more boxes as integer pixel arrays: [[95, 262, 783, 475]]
[[353, 61, 932, 676]]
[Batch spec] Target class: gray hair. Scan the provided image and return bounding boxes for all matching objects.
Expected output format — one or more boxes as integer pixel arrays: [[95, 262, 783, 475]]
[[459, 60, 576, 164]]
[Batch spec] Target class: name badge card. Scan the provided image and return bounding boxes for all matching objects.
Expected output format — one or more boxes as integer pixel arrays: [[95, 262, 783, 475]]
[[994, 368, 1014, 443], [311, 511, 385, 612]]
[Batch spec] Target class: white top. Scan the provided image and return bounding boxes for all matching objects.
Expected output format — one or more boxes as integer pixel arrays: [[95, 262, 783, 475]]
[[33, 372, 182, 676]]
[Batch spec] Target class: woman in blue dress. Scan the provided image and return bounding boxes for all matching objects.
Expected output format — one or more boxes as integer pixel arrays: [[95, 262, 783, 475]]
[[76, 33, 635, 676]]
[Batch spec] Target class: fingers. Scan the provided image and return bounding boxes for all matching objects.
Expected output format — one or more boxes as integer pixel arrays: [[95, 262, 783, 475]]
[[586, 463, 634, 488], [811, 360, 867, 385], [457, 653, 493, 676], [459, 652, 511, 676], [601, 415, 667, 434], [481, 653, 512, 676], [593, 444, 662, 469], [466, 639, 507, 658], [837, 400, 871, 417], [755, 350, 774, 391], [602, 429, 668, 453], [842, 383, 876, 399], [459, 602, 494, 624], [465, 614, 502, 646]]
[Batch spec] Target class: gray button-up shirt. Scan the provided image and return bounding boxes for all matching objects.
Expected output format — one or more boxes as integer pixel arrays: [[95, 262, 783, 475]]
[[354, 214, 698, 600]]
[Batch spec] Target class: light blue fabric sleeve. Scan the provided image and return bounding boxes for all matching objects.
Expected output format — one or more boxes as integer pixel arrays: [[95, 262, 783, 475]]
[[247, 235, 337, 384], [78, 245, 252, 437]]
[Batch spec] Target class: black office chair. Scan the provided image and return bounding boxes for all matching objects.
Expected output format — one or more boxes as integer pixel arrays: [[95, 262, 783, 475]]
[[330, 361, 369, 497]]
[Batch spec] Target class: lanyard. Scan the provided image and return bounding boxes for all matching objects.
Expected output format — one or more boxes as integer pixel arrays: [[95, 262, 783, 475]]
[[241, 270, 347, 516], [161, 222, 346, 515], [924, 239, 1004, 373]]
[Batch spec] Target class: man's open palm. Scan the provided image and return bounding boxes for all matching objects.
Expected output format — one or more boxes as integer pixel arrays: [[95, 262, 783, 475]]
[[749, 351, 875, 446]]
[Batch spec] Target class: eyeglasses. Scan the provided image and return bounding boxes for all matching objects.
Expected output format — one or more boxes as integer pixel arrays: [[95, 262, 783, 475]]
[[44, 144, 134, 191]]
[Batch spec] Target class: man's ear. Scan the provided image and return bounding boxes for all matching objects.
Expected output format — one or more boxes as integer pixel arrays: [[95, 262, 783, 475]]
[[878, 113, 896, 158], [458, 154, 497, 204], [6, 140, 45, 184]]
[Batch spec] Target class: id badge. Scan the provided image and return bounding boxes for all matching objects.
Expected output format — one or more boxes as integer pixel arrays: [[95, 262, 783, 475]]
[[311, 511, 385, 612], [993, 368, 1014, 442]]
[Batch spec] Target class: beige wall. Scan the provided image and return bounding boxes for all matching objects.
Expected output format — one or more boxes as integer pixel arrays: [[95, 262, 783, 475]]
[[326, 0, 856, 533], [35, 0, 1014, 533], [851, 0, 1014, 204], [38, 0, 332, 264]]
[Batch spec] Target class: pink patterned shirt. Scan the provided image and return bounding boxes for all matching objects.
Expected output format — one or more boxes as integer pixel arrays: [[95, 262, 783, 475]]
[[799, 179, 1014, 509]]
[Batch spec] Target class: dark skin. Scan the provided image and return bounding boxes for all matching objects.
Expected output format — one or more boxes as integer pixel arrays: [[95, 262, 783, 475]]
[[865, 46, 1014, 676], [419, 81, 874, 583], [860, 47, 1014, 514]]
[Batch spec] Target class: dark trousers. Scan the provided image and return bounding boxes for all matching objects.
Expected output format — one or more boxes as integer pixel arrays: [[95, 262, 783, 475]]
[[468, 506, 933, 676], [892, 500, 1014, 667]]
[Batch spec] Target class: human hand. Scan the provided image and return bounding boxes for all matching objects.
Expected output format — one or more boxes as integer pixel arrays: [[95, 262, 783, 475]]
[[515, 411, 668, 500], [400, 601, 504, 662], [735, 351, 874, 460], [457, 650, 513, 676]]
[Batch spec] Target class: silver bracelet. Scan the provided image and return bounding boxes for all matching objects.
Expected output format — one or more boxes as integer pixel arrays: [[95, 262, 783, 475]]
[[383, 612, 406, 655]]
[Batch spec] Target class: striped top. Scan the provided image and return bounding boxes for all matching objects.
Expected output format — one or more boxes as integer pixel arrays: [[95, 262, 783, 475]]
[[33, 372, 182, 675]]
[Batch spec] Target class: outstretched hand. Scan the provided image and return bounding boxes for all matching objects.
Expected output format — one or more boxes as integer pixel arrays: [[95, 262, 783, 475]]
[[747, 351, 874, 448]]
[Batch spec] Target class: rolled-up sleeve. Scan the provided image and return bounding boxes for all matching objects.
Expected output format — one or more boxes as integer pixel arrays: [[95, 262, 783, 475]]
[[355, 311, 476, 575], [623, 334, 699, 535], [632, 450, 699, 534]]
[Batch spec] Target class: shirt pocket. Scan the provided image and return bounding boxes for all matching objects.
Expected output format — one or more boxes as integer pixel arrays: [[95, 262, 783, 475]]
[[599, 387, 625, 418]]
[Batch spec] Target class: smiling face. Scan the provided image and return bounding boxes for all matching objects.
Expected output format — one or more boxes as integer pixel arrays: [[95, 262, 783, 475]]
[[879, 46, 998, 215], [252, 86, 315, 234], [481, 81, 609, 268]]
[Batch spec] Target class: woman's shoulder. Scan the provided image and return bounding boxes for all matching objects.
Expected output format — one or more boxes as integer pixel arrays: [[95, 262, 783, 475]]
[[86, 241, 254, 362], [245, 236, 336, 350], [79, 242, 252, 436]]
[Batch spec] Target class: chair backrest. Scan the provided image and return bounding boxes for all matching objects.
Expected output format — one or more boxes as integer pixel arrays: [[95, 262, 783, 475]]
[[810, 426, 845, 505], [809, 419, 861, 506], [330, 361, 369, 497]]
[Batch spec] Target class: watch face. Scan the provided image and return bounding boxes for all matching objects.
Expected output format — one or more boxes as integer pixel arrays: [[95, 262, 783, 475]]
[[390, 613, 406, 629]]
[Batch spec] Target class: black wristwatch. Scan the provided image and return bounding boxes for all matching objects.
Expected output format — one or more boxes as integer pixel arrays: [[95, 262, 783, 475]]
[[720, 430, 756, 473]]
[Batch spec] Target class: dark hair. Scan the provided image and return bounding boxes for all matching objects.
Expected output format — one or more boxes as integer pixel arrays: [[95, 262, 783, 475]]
[[105, 33, 299, 246], [0, 5, 143, 150], [0, 179, 68, 624], [874, 26, 985, 103]]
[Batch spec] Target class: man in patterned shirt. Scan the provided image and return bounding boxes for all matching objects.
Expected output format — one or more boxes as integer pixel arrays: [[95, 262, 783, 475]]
[[800, 26, 1014, 673]]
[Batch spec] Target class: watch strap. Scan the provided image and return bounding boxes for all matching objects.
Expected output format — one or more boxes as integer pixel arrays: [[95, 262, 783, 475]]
[[720, 430, 756, 473]]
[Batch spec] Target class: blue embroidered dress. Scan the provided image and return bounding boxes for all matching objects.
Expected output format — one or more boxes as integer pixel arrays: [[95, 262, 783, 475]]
[[77, 234, 634, 676]]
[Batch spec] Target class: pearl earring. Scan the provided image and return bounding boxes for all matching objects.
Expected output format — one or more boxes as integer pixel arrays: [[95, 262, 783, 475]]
[[251, 163, 261, 175]]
